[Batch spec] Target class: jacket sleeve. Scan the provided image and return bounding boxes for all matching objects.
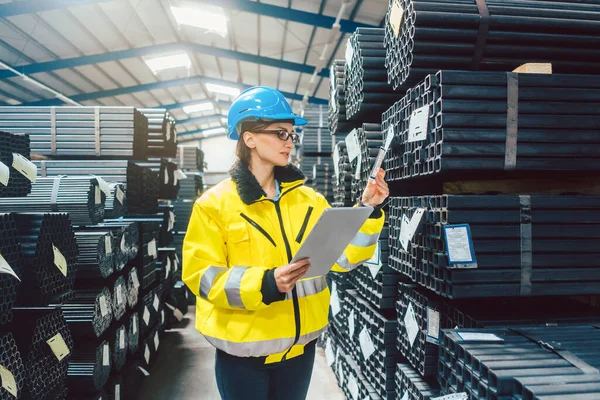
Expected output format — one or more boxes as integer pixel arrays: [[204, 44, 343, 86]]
[[314, 194, 385, 273], [182, 200, 284, 311]]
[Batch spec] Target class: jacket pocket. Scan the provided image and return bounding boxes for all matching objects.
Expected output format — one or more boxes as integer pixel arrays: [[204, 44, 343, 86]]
[[240, 213, 276, 247], [295, 206, 314, 244]]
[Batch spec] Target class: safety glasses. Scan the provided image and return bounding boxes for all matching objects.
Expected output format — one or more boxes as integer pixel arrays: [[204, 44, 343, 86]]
[[253, 129, 300, 144]]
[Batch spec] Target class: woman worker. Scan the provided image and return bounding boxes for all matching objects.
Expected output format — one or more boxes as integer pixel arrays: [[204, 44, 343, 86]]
[[182, 86, 389, 400]]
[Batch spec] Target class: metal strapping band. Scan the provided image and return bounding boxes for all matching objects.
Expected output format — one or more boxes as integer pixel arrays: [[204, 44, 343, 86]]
[[50, 176, 62, 212], [94, 107, 101, 155], [519, 195, 532, 296], [50, 107, 57, 155], [471, 0, 489, 70], [510, 328, 600, 374], [504, 72, 519, 170], [317, 127, 322, 153]]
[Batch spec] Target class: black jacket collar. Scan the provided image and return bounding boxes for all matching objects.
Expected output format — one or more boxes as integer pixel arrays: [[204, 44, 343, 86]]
[[229, 162, 305, 205]]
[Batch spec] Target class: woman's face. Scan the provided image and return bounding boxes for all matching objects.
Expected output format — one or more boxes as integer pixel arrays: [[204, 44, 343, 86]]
[[245, 121, 295, 167]]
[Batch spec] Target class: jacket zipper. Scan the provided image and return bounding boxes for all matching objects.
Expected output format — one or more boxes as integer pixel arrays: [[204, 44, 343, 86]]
[[295, 206, 314, 244], [240, 213, 276, 247]]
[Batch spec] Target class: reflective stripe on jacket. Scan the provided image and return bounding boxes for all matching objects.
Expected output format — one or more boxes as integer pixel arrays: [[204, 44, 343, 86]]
[[182, 163, 384, 363]]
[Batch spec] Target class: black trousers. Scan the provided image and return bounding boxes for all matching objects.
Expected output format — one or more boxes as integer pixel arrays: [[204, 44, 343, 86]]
[[214, 341, 316, 400]]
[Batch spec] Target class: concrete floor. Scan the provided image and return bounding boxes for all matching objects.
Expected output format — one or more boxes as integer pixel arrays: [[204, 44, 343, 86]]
[[136, 307, 344, 400]]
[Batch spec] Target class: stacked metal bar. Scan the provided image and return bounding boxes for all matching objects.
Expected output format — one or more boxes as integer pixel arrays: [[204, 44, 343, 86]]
[[0, 213, 24, 325], [0, 332, 26, 400], [104, 374, 124, 400], [84, 221, 139, 270], [0, 177, 105, 225], [105, 182, 126, 219], [112, 276, 128, 322], [383, 0, 600, 93], [329, 60, 359, 136], [74, 231, 114, 280], [62, 287, 113, 339], [66, 340, 111, 395], [124, 162, 159, 214], [109, 324, 128, 372], [0, 131, 33, 197], [9, 307, 74, 400], [395, 363, 440, 400], [140, 326, 160, 369], [333, 141, 354, 207], [177, 174, 203, 199], [172, 281, 191, 315], [173, 200, 193, 233], [438, 325, 600, 399], [344, 28, 398, 122], [139, 108, 177, 158], [174, 145, 204, 172], [127, 311, 140, 354], [13, 213, 78, 306], [382, 71, 600, 182], [389, 195, 600, 298], [125, 267, 141, 309], [301, 105, 334, 154], [308, 163, 334, 204], [351, 123, 383, 204], [136, 159, 178, 201], [0, 106, 149, 159]]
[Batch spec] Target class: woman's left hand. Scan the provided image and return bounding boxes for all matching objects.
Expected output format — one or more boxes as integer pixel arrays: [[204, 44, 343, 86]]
[[361, 168, 389, 207]]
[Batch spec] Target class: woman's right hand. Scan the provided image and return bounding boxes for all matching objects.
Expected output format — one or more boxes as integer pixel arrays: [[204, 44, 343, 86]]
[[274, 258, 311, 293]]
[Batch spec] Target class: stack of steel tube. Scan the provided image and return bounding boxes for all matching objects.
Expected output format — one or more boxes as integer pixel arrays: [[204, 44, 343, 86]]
[[74, 231, 114, 280], [0, 332, 26, 400], [125, 266, 140, 309], [127, 311, 140, 354], [344, 28, 398, 122], [173, 200, 193, 232], [137, 159, 179, 200], [308, 164, 334, 204], [62, 287, 113, 339], [350, 123, 383, 204], [332, 141, 353, 207], [300, 105, 336, 155], [111, 276, 128, 322], [66, 339, 111, 396], [157, 249, 177, 285], [139, 108, 177, 158], [0, 106, 149, 159], [0, 131, 33, 197], [383, 0, 600, 93], [109, 324, 128, 372], [173, 145, 204, 172], [389, 195, 600, 299], [394, 363, 440, 400], [105, 182, 126, 219], [13, 213, 78, 306], [177, 174, 202, 200], [83, 221, 140, 270], [0, 213, 24, 325], [0, 176, 105, 225], [382, 71, 600, 183], [328, 60, 359, 136], [9, 307, 74, 400]]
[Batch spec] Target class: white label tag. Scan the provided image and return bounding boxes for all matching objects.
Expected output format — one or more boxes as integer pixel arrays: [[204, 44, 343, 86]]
[[348, 309, 356, 338], [404, 303, 419, 347], [358, 327, 376, 361], [12, 153, 36, 182], [95, 176, 111, 196], [116, 285, 123, 305], [148, 239, 157, 257], [445, 225, 475, 264], [154, 332, 160, 350], [165, 257, 171, 279], [337, 360, 344, 386], [344, 38, 353, 67], [345, 130, 361, 162], [456, 332, 504, 342], [119, 329, 125, 349], [115, 384, 120, 400], [0, 253, 20, 281], [399, 215, 411, 251], [52, 244, 68, 277], [408, 105, 429, 143], [120, 235, 126, 252], [333, 145, 340, 178], [0, 161, 9, 186], [426, 307, 441, 343], [348, 373, 359, 400], [389, 1, 405, 38], [385, 124, 395, 150], [400, 394, 408, 400], [138, 366, 150, 376], [354, 154, 362, 180], [116, 186, 125, 204], [132, 314, 138, 334], [153, 294, 160, 311], [325, 338, 335, 366], [169, 211, 175, 231], [103, 343, 110, 366], [105, 236, 112, 255], [173, 308, 184, 321], [366, 242, 382, 278], [432, 393, 468, 400], [144, 345, 150, 364], [143, 307, 150, 325], [161, 310, 165, 325], [164, 171, 169, 185], [47, 333, 70, 361], [99, 295, 109, 317], [0, 364, 17, 397], [131, 269, 140, 289], [95, 185, 101, 204], [400, 208, 425, 251], [176, 170, 187, 180], [330, 284, 341, 316]]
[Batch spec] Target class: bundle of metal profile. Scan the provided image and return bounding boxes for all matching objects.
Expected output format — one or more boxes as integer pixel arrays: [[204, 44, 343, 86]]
[[123, 162, 159, 214], [0, 131, 33, 197], [9, 307, 74, 400], [350, 124, 383, 204], [158, 205, 175, 246], [395, 363, 440, 400], [127, 311, 140, 354], [125, 266, 140, 308], [74, 231, 114, 280], [139, 327, 161, 369], [344, 28, 398, 122], [139, 108, 177, 158], [0, 176, 105, 225], [0, 106, 149, 159], [307, 163, 334, 204], [140, 260, 158, 292], [13, 213, 78, 306], [389, 195, 600, 299], [438, 325, 600, 399], [333, 142, 354, 207], [0, 332, 26, 400], [0, 213, 24, 325], [345, 290, 399, 400], [328, 60, 360, 136], [105, 182, 126, 219], [327, 272, 352, 329], [108, 324, 128, 372], [136, 159, 179, 200], [111, 276, 128, 321], [174, 145, 204, 172], [177, 173, 203, 199], [66, 339, 111, 395], [107, 219, 160, 268], [62, 287, 113, 338], [173, 281, 190, 314], [104, 374, 124, 400], [157, 248, 178, 284], [300, 105, 335, 155], [173, 200, 194, 233], [90, 221, 140, 267], [383, 0, 600, 93], [514, 372, 600, 400], [382, 71, 600, 182], [138, 291, 161, 337], [299, 155, 328, 179]]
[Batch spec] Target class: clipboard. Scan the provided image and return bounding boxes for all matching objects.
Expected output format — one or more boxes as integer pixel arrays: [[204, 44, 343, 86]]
[[292, 206, 374, 278]]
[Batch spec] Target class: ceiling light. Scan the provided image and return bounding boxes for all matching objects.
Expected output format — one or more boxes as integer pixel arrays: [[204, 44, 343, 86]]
[[4, 98, 20, 105], [205, 83, 241, 97], [171, 5, 228, 36], [183, 101, 214, 114], [203, 127, 226, 136], [145, 53, 191, 73]]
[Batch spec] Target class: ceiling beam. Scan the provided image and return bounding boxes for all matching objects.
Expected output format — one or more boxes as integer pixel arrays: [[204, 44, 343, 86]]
[[195, 0, 375, 33], [0, 0, 107, 17], [177, 114, 226, 125], [19, 75, 328, 106], [0, 42, 329, 80], [157, 99, 232, 111], [178, 129, 228, 140]]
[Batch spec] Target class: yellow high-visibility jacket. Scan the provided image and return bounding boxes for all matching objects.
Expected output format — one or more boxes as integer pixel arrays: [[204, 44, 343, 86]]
[[182, 163, 384, 364]]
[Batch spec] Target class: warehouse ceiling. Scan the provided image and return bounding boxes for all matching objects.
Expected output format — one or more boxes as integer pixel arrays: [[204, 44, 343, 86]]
[[0, 0, 389, 140]]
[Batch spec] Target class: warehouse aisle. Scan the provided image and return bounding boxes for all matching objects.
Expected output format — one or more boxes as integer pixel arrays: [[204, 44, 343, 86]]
[[136, 307, 344, 400]]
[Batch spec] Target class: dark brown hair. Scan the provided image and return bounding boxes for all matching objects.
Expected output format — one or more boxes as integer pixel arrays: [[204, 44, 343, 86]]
[[235, 119, 295, 166]]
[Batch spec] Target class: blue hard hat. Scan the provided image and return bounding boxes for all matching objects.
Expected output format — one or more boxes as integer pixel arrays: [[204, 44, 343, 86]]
[[227, 86, 307, 140]]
